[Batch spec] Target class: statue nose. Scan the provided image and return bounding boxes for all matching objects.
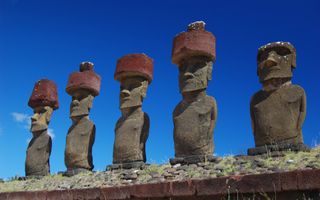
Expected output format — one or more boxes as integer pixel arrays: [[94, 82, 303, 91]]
[[31, 116, 37, 122], [184, 72, 195, 79], [265, 56, 278, 68], [121, 90, 130, 98], [31, 114, 38, 122]]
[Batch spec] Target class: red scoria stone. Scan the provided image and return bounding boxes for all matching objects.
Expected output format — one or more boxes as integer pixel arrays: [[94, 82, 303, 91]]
[[66, 62, 101, 96], [172, 22, 216, 65], [28, 79, 59, 110], [114, 53, 154, 83]]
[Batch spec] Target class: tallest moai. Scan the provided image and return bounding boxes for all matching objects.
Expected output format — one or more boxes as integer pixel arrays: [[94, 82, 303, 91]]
[[170, 21, 217, 164]]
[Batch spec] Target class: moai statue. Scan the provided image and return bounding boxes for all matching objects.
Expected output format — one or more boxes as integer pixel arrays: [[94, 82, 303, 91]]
[[110, 53, 153, 169], [64, 62, 101, 176], [26, 79, 59, 177], [248, 42, 309, 155], [170, 21, 218, 165]]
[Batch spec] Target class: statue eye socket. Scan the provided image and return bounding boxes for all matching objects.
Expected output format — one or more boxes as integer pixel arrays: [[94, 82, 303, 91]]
[[73, 95, 86, 101], [179, 65, 187, 73], [131, 82, 142, 89]]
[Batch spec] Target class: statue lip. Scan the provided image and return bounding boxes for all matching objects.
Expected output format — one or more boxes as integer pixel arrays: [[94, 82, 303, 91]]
[[268, 66, 281, 71], [121, 97, 131, 101], [183, 73, 196, 80], [71, 105, 79, 110]]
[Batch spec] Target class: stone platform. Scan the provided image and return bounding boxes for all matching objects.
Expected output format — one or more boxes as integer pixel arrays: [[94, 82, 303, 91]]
[[1, 148, 320, 199], [0, 169, 319, 200]]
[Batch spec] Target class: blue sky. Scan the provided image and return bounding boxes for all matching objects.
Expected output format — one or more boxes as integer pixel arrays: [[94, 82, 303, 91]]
[[0, 0, 319, 179]]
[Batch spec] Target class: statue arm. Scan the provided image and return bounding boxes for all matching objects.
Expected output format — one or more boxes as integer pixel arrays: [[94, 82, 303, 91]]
[[211, 98, 217, 122], [47, 137, 52, 157], [297, 91, 307, 130], [250, 96, 255, 133], [114, 118, 122, 134], [141, 113, 150, 145], [141, 113, 150, 162], [210, 98, 217, 133]]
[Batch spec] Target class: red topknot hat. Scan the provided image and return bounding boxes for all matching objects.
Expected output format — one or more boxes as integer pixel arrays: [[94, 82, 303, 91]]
[[172, 21, 216, 65], [66, 62, 101, 96], [28, 79, 59, 110], [114, 53, 154, 83]]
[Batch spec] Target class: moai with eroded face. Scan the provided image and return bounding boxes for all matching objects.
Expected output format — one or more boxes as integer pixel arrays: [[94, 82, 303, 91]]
[[110, 53, 153, 169], [64, 62, 101, 176], [170, 21, 218, 165], [26, 79, 59, 177], [248, 42, 309, 155]]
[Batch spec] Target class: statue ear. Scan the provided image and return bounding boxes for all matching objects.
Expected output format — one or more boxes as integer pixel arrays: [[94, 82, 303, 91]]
[[45, 106, 53, 123], [141, 81, 149, 98], [286, 54, 296, 69], [87, 95, 94, 109], [207, 63, 213, 81], [257, 62, 262, 76]]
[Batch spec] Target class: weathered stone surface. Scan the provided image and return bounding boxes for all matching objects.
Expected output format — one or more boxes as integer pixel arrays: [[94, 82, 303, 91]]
[[257, 41, 296, 83], [66, 62, 101, 96], [248, 142, 310, 156], [114, 53, 153, 82], [113, 108, 149, 164], [172, 21, 216, 65], [65, 117, 95, 171], [1, 169, 320, 200], [170, 155, 216, 165], [26, 79, 58, 177], [112, 54, 153, 168], [171, 22, 217, 164], [25, 131, 52, 177], [107, 161, 146, 170], [173, 94, 217, 159], [28, 79, 59, 110], [249, 42, 308, 154], [2, 148, 320, 194], [64, 62, 100, 175]]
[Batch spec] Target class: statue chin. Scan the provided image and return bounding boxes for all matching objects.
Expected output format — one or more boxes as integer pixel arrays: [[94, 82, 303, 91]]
[[120, 97, 142, 110], [259, 68, 292, 83], [120, 101, 142, 110], [70, 110, 89, 118], [180, 78, 208, 93], [31, 124, 47, 133], [180, 84, 207, 94]]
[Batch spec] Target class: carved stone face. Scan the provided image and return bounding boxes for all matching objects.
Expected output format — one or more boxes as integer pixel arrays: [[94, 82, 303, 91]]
[[31, 106, 53, 133], [258, 49, 294, 83], [70, 89, 93, 119], [179, 57, 212, 94], [120, 76, 148, 109]]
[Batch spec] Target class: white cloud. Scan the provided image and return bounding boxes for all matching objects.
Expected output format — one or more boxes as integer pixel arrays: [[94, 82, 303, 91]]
[[11, 112, 30, 124], [48, 128, 55, 139]]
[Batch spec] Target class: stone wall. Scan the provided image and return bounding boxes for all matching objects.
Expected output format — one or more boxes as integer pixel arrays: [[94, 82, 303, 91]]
[[0, 169, 319, 200]]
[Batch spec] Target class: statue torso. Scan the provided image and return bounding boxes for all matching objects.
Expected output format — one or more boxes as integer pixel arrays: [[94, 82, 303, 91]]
[[113, 110, 149, 163], [251, 84, 305, 146], [65, 117, 95, 170], [26, 132, 51, 176], [173, 95, 216, 157]]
